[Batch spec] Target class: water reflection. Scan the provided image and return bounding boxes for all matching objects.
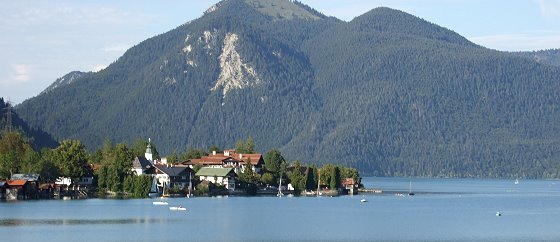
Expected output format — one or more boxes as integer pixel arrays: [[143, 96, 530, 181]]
[[0, 218, 177, 227]]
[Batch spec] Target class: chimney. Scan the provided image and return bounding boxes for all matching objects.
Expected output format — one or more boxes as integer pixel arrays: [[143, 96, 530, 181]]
[[212, 150, 217, 156], [239, 154, 243, 159], [224, 150, 230, 156]]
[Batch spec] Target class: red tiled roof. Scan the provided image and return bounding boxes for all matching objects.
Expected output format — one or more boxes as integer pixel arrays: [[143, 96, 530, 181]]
[[342, 178, 356, 186], [183, 151, 263, 166], [7, 179, 27, 186]]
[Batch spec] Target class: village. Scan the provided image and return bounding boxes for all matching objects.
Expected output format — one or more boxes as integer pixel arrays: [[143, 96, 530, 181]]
[[0, 138, 362, 201]]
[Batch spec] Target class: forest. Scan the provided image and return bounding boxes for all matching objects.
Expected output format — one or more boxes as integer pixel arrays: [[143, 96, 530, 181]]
[[12, 0, 560, 179]]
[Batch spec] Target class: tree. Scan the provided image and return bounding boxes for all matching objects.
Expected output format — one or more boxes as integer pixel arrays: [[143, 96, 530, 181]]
[[235, 137, 256, 154], [288, 161, 305, 195], [239, 160, 259, 195], [264, 149, 285, 175], [131, 138, 160, 160], [260, 172, 275, 186], [208, 145, 222, 154], [97, 142, 133, 192], [53, 140, 88, 179], [182, 148, 208, 160], [0, 131, 31, 178], [167, 151, 179, 164], [329, 166, 341, 190], [305, 166, 317, 191]]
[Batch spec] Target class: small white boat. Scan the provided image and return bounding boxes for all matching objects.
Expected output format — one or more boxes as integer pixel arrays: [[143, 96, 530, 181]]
[[496, 212, 502, 217], [169, 206, 187, 211], [514, 179, 519, 185], [360, 199, 368, 203], [152, 201, 168, 206]]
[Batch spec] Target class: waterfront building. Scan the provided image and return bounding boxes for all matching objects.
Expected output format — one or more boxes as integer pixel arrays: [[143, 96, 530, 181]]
[[132, 156, 155, 175], [152, 164, 194, 192], [342, 178, 358, 195], [195, 167, 237, 191], [0, 181, 7, 200], [6, 180, 33, 200], [55, 165, 95, 188], [184, 149, 264, 174]]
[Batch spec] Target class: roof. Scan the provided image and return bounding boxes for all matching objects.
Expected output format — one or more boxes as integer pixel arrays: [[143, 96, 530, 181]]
[[185, 151, 263, 166], [154, 164, 192, 177], [342, 178, 356, 186], [132, 156, 153, 170], [11, 174, 40, 182], [196, 167, 236, 177], [7, 180, 27, 186]]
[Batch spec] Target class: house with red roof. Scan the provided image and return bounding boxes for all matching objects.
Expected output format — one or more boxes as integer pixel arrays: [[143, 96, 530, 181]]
[[182, 149, 264, 174]]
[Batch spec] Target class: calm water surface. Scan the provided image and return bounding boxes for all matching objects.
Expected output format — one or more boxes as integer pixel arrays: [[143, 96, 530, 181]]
[[1, 177, 559, 241]]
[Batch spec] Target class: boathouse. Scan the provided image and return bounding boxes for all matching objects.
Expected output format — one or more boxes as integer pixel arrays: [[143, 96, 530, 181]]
[[195, 167, 237, 191]]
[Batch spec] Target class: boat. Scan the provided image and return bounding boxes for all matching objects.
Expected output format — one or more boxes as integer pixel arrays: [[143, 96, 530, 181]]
[[408, 181, 415, 196], [169, 206, 187, 211], [277, 173, 284, 197], [152, 201, 168, 206], [496, 212, 502, 217], [514, 179, 519, 185], [360, 196, 368, 203]]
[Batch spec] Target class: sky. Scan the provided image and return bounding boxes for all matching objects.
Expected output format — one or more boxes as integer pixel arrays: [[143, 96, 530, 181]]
[[1, 0, 560, 104]]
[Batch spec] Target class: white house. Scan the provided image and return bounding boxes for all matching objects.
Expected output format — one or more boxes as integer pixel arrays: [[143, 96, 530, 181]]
[[195, 167, 237, 191]]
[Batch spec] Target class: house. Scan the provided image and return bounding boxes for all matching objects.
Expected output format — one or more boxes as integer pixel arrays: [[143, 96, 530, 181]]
[[184, 150, 264, 174], [9, 174, 39, 199], [0, 181, 7, 200], [132, 156, 155, 175], [196, 167, 237, 191], [55, 165, 95, 188], [152, 164, 194, 193], [11, 174, 40, 183], [342, 178, 358, 195], [6, 180, 30, 200]]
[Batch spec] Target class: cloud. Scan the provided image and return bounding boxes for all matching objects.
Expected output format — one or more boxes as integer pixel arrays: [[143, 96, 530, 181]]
[[103, 44, 131, 53], [11, 64, 31, 83], [470, 33, 560, 51], [536, 0, 560, 19], [92, 64, 107, 72]]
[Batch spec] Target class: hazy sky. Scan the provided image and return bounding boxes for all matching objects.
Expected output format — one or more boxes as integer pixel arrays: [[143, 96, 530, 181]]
[[1, 0, 560, 104]]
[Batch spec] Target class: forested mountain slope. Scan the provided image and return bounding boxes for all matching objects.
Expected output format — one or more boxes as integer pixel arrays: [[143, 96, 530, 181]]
[[515, 49, 560, 67], [1, 98, 58, 149], [16, 0, 560, 178]]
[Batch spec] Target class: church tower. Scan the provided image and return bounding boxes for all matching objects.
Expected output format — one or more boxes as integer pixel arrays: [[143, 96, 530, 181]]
[[145, 138, 153, 161]]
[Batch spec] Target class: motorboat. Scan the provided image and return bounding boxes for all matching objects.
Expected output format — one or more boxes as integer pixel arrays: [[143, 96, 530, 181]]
[[170, 206, 187, 211], [152, 201, 168, 206], [360, 198, 368, 203]]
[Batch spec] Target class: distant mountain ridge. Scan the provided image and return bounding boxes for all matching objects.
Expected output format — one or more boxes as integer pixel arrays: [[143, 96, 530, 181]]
[[16, 0, 560, 178], [515, 49, 560, 67], [41, 71, 92, 94], [1, 98, 58, 149]]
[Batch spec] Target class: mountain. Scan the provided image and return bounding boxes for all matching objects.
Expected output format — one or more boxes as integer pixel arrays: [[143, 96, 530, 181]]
[[1, 98, 58, 149], [41, 71, 93, 94], [515, 49, 560, 67], [16, 0, 560, 178]]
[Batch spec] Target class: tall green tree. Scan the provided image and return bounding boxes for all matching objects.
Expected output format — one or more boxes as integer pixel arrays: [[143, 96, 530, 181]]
[[305, 166, 317, 191], [53, 140, 88, 179], [288, 160, 305, 195], [235, 137, 256, 154], [182, 148, 208, 160], [264, 149, 285, 175], [0, 131, 31, 178]]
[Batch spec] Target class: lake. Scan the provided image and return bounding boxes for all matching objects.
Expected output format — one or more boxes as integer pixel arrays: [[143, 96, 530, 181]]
[[1, 177, 559, 241]]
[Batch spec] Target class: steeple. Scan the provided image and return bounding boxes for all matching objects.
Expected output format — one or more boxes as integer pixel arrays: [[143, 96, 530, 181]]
[[145, 138, 153, 161]]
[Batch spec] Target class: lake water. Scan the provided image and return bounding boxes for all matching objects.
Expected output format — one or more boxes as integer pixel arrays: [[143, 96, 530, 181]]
[[1, 177, 560, 241]]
